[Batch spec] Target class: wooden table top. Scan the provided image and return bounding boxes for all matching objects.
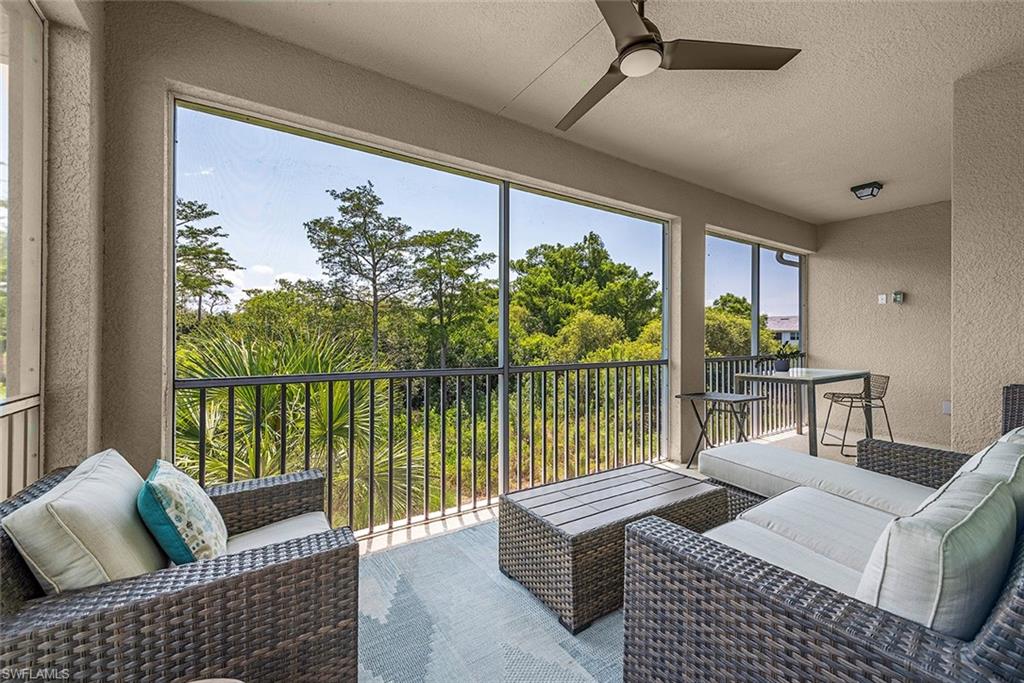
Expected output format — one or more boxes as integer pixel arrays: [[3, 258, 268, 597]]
[[504, 464, 716, 536]]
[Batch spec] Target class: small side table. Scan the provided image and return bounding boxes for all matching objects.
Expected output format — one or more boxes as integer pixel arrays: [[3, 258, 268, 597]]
[[677, 392, 764, 468]]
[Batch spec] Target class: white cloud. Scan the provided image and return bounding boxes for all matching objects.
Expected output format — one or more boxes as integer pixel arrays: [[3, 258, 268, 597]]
[[184, 166, 215, 177], [251, 264, 275, 275]]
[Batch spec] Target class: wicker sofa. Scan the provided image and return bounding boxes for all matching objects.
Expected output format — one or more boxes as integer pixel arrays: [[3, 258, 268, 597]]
[[622, 385, 1024, 682], [0, 468, 358, 682]]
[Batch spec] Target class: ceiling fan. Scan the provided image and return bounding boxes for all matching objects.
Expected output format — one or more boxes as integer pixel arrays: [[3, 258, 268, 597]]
[[557, 0, 801, 131]]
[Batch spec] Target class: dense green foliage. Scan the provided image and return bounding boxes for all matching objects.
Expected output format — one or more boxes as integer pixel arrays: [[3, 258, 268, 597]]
[[172, 184, 778, 528]]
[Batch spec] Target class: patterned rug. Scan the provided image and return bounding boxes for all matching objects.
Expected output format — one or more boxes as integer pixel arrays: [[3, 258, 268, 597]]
[[358, 521, 624, 682]]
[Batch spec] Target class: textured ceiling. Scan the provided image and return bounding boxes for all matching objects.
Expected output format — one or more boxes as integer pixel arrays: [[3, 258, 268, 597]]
[[182, 1, 1024, 224]]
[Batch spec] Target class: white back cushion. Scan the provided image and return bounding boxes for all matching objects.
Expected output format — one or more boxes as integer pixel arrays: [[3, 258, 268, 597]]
[[1, 450, 167, 594], [957, 439, 1024, 526], [856, 472, 1016, 640], [999, 425, 1024, 445]]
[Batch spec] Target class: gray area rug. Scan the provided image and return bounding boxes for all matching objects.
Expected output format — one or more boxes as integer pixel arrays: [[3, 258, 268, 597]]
[[358, 521, 624, 682]]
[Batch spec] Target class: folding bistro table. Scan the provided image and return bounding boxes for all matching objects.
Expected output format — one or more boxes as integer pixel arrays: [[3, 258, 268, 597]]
[[677, 391, 764, 467], [734, 368, 874, 457]]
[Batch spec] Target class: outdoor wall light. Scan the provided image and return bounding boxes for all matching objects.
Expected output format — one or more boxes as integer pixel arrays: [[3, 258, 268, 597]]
[[851, 181, 884, 200]]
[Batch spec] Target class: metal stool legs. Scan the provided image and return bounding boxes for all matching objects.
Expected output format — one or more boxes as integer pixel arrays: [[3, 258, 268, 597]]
[[821, 398, 894, 457]]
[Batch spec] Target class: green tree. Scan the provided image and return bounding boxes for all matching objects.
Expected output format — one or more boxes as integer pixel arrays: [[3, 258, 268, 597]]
[[410, 229, 495, 368], [175, 199, 240, 324], [585, 317, 662, 362], [303, 182, 412, 365], [704, 294, 781, 357], [511, 232, 658, 339], [548, 311, 625, 363]]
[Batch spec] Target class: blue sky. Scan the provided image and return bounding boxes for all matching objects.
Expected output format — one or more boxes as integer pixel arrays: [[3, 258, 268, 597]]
[[174, 105, 798, 318]]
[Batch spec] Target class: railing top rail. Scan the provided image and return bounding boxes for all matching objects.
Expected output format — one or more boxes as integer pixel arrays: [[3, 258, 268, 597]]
[[174, 366, 503, 389], [174, 358, 670, 389], [705, 353, 806, 362], [509, 359, 667, 374], [0, 394, 41, 418]]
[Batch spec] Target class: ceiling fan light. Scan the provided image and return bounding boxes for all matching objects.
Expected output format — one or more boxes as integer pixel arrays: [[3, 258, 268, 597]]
[[850, 181, 884, 200], [619, 45, 662, 77]]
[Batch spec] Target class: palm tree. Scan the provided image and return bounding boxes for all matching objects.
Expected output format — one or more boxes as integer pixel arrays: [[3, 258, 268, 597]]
[[174, 331, 430, 531]]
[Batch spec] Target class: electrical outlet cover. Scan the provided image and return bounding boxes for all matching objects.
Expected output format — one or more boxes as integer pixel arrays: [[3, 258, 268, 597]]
[[878, 294, 887, 304]]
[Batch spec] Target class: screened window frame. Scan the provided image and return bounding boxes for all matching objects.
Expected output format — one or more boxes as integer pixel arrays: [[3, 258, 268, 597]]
[[705, 231, 807, 357], [169, 97, 670, 377]]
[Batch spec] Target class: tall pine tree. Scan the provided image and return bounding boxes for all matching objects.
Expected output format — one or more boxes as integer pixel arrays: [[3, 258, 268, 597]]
[[175, 199, 239, 323]]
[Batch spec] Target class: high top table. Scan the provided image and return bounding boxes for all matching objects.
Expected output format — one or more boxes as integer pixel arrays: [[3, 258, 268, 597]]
[[735, 368, 873, 457]]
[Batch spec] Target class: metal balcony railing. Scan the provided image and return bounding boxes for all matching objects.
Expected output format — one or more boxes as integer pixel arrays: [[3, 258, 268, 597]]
[[173, 359, 668, 537], [703, 354, 806, 444]]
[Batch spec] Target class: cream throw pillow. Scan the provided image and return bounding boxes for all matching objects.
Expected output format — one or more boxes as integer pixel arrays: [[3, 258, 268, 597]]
[[855, 472, 1015, 640], [1, 449, 167, 594]]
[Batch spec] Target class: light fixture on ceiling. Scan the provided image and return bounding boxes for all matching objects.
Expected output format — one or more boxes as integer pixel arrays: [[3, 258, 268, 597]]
[[619, 44, 663, 78], [851, 181, 883, 200]]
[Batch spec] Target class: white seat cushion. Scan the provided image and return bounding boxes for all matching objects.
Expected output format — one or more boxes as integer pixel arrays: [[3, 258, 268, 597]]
[[225, 511, 331, 554], [856, 472, 1016, 640], [704, 520, 861, 596], [737, 486, 895, 572], [0, 450, 167, 594], [699, 442, 934, 515], [957, 439, 1024, 526]]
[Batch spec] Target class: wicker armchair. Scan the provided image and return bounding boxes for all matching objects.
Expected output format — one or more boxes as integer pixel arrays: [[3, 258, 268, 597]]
[[0, 468, 358, 682], [624, 430, 1024, 680]]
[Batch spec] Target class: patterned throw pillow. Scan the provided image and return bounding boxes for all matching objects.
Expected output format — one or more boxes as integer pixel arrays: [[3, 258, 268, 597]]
[[137, 460, 228, 564]]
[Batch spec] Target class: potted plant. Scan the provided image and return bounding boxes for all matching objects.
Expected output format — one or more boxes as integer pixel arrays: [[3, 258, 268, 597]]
[[773, 343, 800, 372]]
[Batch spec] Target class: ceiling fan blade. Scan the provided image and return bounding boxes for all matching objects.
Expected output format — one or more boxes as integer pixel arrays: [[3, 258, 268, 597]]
[[557, 62, 627, 131], [595, 0, 652, 53], [661, 39, 800, 70]]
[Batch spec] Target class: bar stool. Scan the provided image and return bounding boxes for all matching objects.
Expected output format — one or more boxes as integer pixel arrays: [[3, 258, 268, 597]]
[[821, 373, 894, 457]]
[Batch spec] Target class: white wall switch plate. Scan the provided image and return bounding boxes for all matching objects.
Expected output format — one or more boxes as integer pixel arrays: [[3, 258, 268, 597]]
[[942, 400, 952, 415], [877, 294, 887, 304]]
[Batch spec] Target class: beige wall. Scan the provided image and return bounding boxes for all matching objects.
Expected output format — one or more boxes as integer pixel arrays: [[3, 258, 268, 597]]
[[809, 202, 952, 446], [951, 59, 1024, 452], [99, 1, 815, 473], [35, 1, 106, 470]]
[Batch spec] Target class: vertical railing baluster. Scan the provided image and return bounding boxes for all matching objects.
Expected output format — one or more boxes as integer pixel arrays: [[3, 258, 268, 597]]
[[541, 371, 548, 484], [423, 378, 430, 519], [227, 386, 235, 483], [327, 381, 335, 526], [405, 377, 412, 524], [613, 367, 620, 468], [657, 365, 663, 459], [585, 369, 591, 474], [598, 368, 606, 471], [456, 377, 463, 511], [368, 379, 376, 532], [640, 366, 647, 462], [574, 369, 580, 478], [279, 383, 288, 475], [303, 382, 311, 471], [564, 369, 570, 479], [388, 378, 394, 528], [553, 369, 559, 482], [528, 374, 534, 487], [516, 374, 523, 490], [198, 388, 207, 488], [348, 381, 356, 530], [626, 368, 634, 464], [471, 377, 477, 509], [254, 384, 262, 479], [440, 376, 446, 515], [485, 374, 492, 503]]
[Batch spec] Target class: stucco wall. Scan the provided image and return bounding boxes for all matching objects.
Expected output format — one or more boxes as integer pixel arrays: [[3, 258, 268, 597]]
[[101, 1, 815, 473], [39, 1, 105, 470], [809, 202, 952, 446], [951, 59, 1024, 452]]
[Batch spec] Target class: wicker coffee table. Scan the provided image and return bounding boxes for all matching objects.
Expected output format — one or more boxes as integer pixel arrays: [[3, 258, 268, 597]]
[[498, 463, 727, 633]]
